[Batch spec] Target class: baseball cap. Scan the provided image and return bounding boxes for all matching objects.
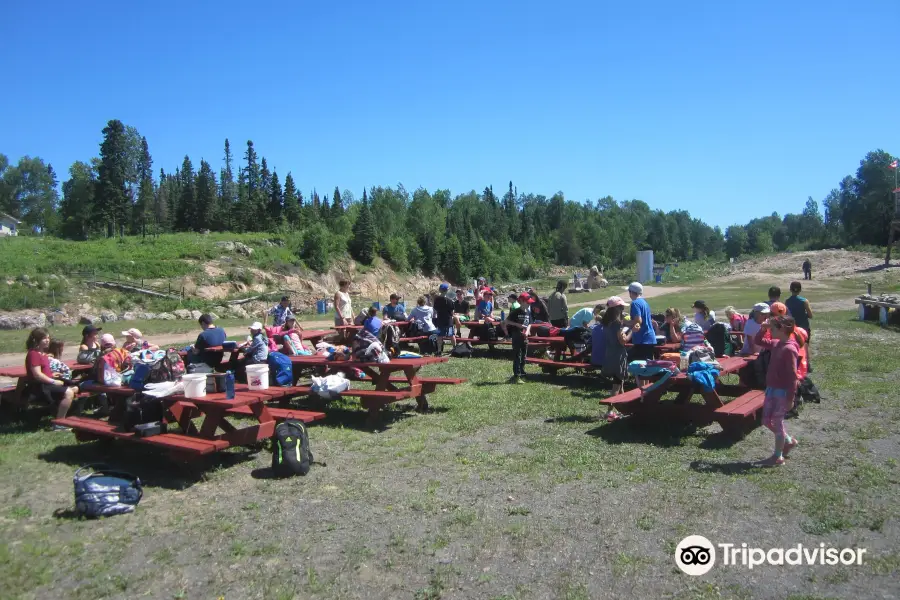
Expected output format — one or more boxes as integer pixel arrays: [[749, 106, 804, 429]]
[[99, 333, 116, 348], [481, 287, 494, 296], [627, 282, 643, 295], [249, 321, 264, 331], [770, 302, 788, 316], [439, 283, 449, 291], [517, 292, 535, 304], [607, 296, 626, 308], [82, 325, 101, 337], [121, 328, 142, 339], [752, 302, 771, 314]]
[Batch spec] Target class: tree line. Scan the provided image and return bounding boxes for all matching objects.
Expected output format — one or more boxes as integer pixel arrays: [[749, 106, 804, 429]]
[[1, 119, 895, 281]]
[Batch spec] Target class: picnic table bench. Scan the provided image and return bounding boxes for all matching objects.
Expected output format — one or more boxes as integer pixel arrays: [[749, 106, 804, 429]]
[[288, 355, 460, 423], [0, 361, 94, 409], [55, 383, 326, 460], [0, 361, 92, 379], [599, 355, 762, 434]]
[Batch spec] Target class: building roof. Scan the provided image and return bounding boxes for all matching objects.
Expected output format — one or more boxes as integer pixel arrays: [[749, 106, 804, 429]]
[[0, 212, 22, 224]]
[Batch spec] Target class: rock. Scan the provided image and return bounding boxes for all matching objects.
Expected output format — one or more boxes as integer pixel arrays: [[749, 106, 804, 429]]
[[156, 312, 177, 321], [100, 311, 118, 323], [208, 312, 220, 322], [234, 242, 253, 256], [137, 312, 156, 321], [214, 241, 236, 252], [212, 305, 228, 315], [0, 315, 22, 330], [190, 310, 202, 321], [48, 310, 71, 326], [227, 305, 249, 319], [120, 312, 137, 321], [173, 309, 193, 320], [48, 274, 59, 280], [17, 274, 30, 283], [79, 314, 100, 325]]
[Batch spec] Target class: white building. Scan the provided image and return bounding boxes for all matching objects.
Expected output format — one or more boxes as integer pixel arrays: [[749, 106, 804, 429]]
[[0, 212, 21, 236]]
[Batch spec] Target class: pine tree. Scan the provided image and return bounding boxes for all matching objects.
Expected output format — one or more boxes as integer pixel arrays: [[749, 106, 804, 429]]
[[242, 141, 260, 230], [96, 119, 128, 237], [154, 168, 169, 233], [320, 192, 330, 219], [195, 160, 217, 231], [283, 172, 300, 228], [351, 191, 376, 264], [134, 137, 154, 237], [59, 161, 96, 240], [218, 139, 236, 231], [331, 186, 344, 218], [177, 156, 195, 230], [268, 170, 283, 226], [441, 234, 465, 283]]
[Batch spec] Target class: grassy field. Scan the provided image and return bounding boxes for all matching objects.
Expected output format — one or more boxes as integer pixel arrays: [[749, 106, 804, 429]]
[[1, 310, 899, 599]]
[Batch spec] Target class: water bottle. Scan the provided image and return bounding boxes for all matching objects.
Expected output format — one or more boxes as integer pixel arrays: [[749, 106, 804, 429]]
[[679, 351, 688, 371], [500, 310, 506, 322], [225, 371, 235, 400]]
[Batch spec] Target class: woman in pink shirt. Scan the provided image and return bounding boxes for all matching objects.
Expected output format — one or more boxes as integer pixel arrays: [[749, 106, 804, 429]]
[[753, 316, 801, 466], [24, 328, 77, 430]]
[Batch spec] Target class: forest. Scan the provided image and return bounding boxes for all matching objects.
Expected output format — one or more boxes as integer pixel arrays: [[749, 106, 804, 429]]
[[1, 119, 896, 282]]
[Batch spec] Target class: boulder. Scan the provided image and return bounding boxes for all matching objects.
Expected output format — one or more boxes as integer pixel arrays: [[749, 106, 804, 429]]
[[227, 305, 249, 319], [214, 241, 235, 252], [233, 242, 253, 256], [211, 305, 228, 315], [137, 312, 156, 321], [100, 311, 118, 323], [20, 313, 45, 329], [208, 312, 220, 322], [0, 315, 22, 330], [48, 311, 73, 326], [120, 312, 137, 321], [190, 310, 202, 320], [173, 309, 193, 320], [79, 314, 100, 325], [156, 312, 177, 321]]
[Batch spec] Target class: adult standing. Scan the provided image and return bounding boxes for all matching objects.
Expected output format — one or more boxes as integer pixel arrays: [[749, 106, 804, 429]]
[[433, 283, 456, 345], [802, 259, 812, 280], [548, 280, 569, 328], [785, 281, 814, 372], [334, 280, 352, 326], [626, 282, 656, 361], [264, 296, 294, 327], [24, 328, 77, 430]]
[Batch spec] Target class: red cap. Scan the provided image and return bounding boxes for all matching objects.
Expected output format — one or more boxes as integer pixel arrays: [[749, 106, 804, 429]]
[[517, 292, 535, 304]]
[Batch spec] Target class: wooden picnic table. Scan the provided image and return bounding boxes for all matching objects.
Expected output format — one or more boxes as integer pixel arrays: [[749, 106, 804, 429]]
[[54, 382, 325, 460], [600, 355, 761, 433], [288, 355, 457, 422], [0, 360, 92, 379]]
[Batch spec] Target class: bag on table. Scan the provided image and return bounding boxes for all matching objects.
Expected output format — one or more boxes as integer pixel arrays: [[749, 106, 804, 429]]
[[681, 322, 706, 351], [533, 325, 561, 338], [76, 348, 100, 365], [271, 420, 313, 477], [267, 351, 293, 387], [380, 323, 401, 357], [706, 322, 730, 357], [309, 373, 350, 400], [74, 464, 143, 518], [122, 393, 165, 432]]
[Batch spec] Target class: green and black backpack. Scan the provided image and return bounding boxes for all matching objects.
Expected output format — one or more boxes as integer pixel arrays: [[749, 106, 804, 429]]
[[272, 420, 313, 477]]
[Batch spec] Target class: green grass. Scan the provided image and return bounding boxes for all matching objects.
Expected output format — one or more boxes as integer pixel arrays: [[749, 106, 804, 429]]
[[0, 311, 898, 598]]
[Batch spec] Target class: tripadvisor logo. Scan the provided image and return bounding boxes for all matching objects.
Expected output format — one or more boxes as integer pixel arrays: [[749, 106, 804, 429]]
[[675, 536, 867, 575]]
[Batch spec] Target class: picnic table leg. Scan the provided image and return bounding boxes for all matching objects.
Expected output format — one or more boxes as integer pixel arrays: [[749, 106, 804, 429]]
[[402, 366, 429, 412]]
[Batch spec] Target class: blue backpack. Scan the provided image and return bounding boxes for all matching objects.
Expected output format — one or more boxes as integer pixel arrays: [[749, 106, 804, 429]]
[[267, 352, 293, 387]]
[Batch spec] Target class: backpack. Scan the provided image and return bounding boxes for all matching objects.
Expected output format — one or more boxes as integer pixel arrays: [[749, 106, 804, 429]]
[[165, 349, 185, 378], [480, 323, 499, 341], [267, 352, 293, 386], [681, 322, 706, 350], [271, 420, 313, 477], [73, 465, 143, 518], [418, 333, 441, 355], [797, 376, 821, 404], [380, 324, 401, 357], [739, 349, 771, 389], [534, 325, 561, 337], [450, 343, 472, 358], [706, 323, 729, 357], [144, 350, 184, 386], [122, 393, 165, 432]]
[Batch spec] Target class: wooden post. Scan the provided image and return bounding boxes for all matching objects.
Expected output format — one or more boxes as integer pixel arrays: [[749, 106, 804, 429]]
[[867, 282, 872, 296]]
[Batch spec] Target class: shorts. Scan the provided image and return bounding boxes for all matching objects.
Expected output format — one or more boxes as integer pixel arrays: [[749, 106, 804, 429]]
[[30, 382, 68, 405], [628, 344, 655, 362], [437, 326, 455, 337], [456, 316, 470, 323]]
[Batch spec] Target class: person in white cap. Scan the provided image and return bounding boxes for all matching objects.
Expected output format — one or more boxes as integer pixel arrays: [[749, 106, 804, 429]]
[[740, 302, 771, 355], [121, 328, 158, 352], [227, 321, 269, 380], [626, 282, 656, 362]]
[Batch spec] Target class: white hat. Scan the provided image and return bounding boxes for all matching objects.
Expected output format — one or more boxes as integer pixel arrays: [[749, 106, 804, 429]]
[[121, 328, 142, 339], [627, 282, 643, 295], [249, 321, 263, 331], [752, 302, 771, 314]]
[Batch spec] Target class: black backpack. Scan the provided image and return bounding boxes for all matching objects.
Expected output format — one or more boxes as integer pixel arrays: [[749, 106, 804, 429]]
[[272, 420, 313, 477], [122, 393, 165, 432], [380, 324, 401, 356], [450, 343, 473, 358], [706, 323, 728, 357], [480, 323, 499, 341]]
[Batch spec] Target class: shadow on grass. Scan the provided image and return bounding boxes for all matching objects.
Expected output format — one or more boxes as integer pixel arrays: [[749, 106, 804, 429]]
[[37, 442, 258, 490], [586, 418, 744, 449], [275, 398, 450, 432], [545, 414, 601, 425], [689, 459, 761, 475]]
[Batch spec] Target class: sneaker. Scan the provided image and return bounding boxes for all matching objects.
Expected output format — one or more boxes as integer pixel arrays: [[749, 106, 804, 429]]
[[515, 376, 526, 384], [783, 438, 799, 458], [606, 411, 622, 423], [758, 455, 785, 467], [50, 424, 72, 432]]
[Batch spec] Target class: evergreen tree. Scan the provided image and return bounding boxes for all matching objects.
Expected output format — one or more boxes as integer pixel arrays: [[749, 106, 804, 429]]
[[283, 172, 300, 228], [441, 234, 465, 283], [134, 136, 154, 236], [177, 156, 195, 230], [195, 160, 217, 231], [320, 192, 330, 219], [351, 191, 376, 264], [331, 186, 344, 218], [59, 161, 96, 240], [154, 168, 169, 233], [218, 139, 236, 231], [268, 170, 283, 226], [242, 141, 260, 230], [96, 119, 129, 237]]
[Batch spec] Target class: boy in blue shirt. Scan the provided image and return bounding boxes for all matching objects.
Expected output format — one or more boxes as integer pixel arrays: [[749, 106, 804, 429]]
[[627, 282, 656, 361]]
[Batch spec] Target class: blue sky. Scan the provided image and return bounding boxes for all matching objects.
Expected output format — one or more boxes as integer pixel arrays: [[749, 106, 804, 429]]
[[1, 1, 897, 229]]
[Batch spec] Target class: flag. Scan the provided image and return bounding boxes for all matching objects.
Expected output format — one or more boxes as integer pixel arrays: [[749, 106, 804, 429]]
[[890, 160, 898, 169]]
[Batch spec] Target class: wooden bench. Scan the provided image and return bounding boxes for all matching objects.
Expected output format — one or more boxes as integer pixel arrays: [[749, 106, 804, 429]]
[[713, 389, 766, 434], [51, 416, 230, 459], [224, 405, 326, 422], [599, 386, 645, 407], [525, 357, 598, 374]]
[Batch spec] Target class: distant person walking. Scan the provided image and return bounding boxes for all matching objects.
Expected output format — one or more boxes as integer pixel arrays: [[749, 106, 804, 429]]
[[802, 259, 812, 280]]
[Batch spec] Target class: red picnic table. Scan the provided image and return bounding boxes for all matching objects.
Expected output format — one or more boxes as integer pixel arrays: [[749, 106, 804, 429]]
[[525, 337, 681, 374], [600, 355, 762, 434], [1, 361, 94, 409], [0, 361, 92, 379], [54, 382, 325, 461], [288, 355, 463, 423]]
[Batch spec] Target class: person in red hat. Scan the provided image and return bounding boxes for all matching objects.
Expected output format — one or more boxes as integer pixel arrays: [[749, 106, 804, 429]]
[[505, 292, 534, 383]]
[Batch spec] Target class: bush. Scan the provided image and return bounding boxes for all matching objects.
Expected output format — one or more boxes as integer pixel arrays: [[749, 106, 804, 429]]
[[301, 224, 332, 273], [384, 236, 410, 272]]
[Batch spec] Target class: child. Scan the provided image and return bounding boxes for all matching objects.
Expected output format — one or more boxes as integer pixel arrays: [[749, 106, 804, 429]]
[[408, 296, 438, 334], [601, 296, 632, 422], [691, 300, 716, 332], [785, 281, 813, 372], [662, 308, 685, 343], [753, 316, 801, 466], [505, 293, 533, 383], [47, 339, 72, 381], [280, 315, 305, 355], [334, 280, 352, 326], [724, 306, 746, 332], [766, 286, 781, 306], [77, 325, 102, 365]]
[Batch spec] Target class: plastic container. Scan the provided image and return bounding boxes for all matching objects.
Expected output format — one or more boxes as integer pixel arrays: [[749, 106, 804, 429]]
[[246, 364, 270, 390], [679, 351, 688, 371], [316, 299, 328, 314], [225, 371, 235, 400], [182, 373, 208, 399], [206, 373, 226, 393]]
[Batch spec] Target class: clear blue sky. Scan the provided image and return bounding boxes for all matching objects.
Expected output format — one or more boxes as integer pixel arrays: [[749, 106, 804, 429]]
[[2, 1, 898, 229]]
